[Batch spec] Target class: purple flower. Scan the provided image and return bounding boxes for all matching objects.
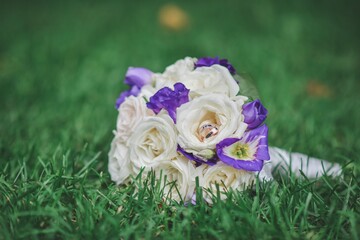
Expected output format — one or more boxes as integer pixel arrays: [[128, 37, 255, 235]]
[[115, 67, 153, 109], [124, 67, 153, 88], [115, 85, 141, 109], [242, 99, 268, 129], [177, 145, 217, 166], [195, 56, 236, 75], [216, 124, 270, 171], [146, 83, 189, 123]]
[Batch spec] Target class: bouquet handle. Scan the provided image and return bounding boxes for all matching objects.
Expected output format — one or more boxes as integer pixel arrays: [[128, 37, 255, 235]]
[[263, 146, 342, 179]]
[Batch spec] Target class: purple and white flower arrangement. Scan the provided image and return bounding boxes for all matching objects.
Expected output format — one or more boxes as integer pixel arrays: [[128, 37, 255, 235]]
[[109, 56, 342, 203]]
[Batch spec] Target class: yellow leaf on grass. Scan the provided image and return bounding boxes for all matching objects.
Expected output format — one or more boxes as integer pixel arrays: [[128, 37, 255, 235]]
[[158, 4, 189, 31], [306, 80, 332, 98]]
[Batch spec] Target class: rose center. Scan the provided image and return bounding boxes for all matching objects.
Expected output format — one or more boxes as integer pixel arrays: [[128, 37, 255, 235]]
[[197, 120, 219, 142], [144, 128, 163, 157]]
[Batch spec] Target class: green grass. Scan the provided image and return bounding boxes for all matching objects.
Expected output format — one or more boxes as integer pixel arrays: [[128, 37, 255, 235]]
[[1, 0, 360, 239]]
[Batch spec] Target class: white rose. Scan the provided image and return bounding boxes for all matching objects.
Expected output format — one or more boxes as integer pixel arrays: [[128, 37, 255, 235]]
[[116, 95, 154, 144], [154, 155, 196, 203], [108, 133, 133, 185], [154, 60, 239, 99], [176, 94, 247, 159], [181, 65, 239, 98], [154, 57, 197, 89], [197, 162, 256, 202], [129, 113, 178, 175]]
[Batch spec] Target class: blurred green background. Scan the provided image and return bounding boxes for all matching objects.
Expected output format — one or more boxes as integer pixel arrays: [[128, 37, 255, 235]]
[[1, 0, 359, 173]]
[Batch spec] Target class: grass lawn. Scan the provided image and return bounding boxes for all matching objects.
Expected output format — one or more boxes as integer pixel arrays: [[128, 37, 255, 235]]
[[1, 0, 359, 239]]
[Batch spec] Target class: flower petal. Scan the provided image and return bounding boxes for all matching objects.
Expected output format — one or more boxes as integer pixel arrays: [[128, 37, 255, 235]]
[[115, 85, 141, 109], [216, 125, 269, 171], [242, 99, 268, 129], [195, 56, 236, 75], [147, 83, 189, 123], [177, 145, 217, 166], [124, 67, 153, 88]]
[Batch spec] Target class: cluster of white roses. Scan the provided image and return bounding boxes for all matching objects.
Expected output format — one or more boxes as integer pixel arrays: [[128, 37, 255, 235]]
[[109, 57, 269, 203], [109, 57, 344, 204]]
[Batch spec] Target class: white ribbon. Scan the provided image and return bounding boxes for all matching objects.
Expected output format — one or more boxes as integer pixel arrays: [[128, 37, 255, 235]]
[[259, 147, 342, 180]]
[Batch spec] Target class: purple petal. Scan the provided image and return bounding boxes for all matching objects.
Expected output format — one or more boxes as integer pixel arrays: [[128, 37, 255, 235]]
[[191, 193, 197, 205], [216, 125, 270, 171], [218, 150, 264, 171], [115, 85, 141, 109], [115, 67, 151, 109], [177, 145, 217, 166], [196, 56, 220, 67], [146, 83, 189, 123], [195, 56, 236, 75], [243, 125, 270, 160], [242, 99, 268, 129], [219, 58, 236, 75], [124, 67, 153, 88]]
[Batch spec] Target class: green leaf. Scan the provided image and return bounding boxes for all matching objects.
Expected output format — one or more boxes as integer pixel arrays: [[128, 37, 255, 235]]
[[234, 73, 260, 101]]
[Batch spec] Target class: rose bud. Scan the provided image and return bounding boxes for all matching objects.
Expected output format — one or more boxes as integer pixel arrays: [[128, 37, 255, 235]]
[[242, 99, 268, 129], [124, 67, 153, 88]]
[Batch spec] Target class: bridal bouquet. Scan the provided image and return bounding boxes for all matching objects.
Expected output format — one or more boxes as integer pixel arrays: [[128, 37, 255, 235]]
[[109, 57, 341, 203]]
